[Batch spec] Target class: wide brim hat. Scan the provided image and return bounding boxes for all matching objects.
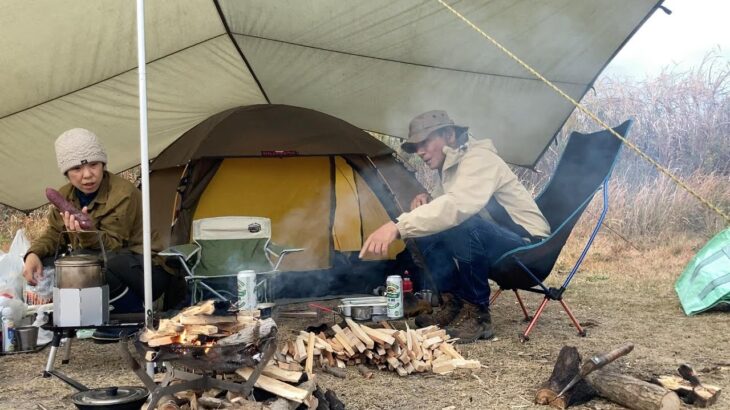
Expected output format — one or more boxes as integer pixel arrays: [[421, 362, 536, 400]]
[[401, 110, 468, 154]]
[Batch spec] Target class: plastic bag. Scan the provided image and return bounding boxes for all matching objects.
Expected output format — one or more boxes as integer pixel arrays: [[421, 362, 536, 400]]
[[25, 266, 54, 305], [0, 229, 30, 300]]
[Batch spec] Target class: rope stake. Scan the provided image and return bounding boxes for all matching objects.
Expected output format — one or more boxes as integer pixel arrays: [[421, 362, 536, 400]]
[[437, 0, 730, 224]]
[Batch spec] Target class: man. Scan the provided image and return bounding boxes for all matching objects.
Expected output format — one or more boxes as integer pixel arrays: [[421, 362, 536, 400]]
[[360, 111, 550, 343], [22, 128, 180, 339]]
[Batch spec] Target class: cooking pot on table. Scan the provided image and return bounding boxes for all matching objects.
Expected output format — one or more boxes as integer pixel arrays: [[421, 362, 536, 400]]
[[51, 370, 148, 410]]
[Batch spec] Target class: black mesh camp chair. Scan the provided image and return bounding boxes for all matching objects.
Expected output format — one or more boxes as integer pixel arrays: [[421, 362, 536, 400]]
[[489, 119, 633, 342]]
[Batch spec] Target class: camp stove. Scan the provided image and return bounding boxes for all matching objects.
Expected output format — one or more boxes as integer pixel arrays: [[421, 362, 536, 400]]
[[52, 232, 109, 327]]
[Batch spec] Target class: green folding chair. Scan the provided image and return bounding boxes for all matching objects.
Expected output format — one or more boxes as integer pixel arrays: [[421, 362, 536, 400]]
[[159, 216, 303, 304]]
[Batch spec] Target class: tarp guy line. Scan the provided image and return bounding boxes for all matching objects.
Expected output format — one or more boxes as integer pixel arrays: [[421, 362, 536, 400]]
[[438, 0, 730, 225]]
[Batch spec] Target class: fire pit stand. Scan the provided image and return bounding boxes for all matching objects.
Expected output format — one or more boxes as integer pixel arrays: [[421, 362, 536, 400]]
[[118, 332, 277, 409]]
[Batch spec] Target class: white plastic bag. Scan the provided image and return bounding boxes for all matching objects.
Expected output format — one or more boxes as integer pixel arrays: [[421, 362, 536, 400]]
[[0, 229, 30, 300]]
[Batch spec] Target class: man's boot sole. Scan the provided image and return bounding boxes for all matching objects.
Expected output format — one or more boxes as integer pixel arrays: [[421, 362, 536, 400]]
[[452, 328, 495, 344]]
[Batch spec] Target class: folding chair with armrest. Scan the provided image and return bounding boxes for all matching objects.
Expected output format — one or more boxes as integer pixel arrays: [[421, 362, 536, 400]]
[[159, 216, 303, 304], [489, 120, 632, 342]]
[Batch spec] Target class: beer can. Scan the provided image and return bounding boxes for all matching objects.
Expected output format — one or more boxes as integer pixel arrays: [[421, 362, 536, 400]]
[[385, 275, 403, 319], [236, 270, 258, 310]]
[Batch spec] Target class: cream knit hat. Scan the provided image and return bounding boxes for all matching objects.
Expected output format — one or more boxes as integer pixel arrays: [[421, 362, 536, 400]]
[[55, 128, 108, 174]]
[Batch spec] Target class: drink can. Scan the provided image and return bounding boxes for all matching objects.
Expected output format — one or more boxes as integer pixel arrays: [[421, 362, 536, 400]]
[[236, 270, 258, 310], [386, 275, 403, 319]]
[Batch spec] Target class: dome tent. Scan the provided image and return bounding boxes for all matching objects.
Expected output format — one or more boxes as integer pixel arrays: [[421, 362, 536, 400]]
[[149, 104, 425, 298]]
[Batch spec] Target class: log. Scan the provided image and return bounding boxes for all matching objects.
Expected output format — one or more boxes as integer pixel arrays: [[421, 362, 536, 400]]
[[534, 346, 596, 409], [586, 370, 681, 410], [235, 368, 311, 404], [216, 318, 276, 346]]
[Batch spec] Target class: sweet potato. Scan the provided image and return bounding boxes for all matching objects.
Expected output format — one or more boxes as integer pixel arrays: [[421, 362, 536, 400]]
[[45, 187, 94, 230]]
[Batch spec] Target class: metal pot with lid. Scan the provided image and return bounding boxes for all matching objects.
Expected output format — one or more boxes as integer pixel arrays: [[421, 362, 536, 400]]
[[55, 255, 106, 288], [54, 230, 107, 289]]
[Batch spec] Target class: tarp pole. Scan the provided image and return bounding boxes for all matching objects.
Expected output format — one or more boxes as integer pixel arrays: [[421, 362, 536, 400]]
[[136, 0, 154, 334]]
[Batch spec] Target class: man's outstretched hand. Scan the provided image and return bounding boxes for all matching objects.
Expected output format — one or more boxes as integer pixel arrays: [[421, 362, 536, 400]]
[[359, 221, 400, 259]]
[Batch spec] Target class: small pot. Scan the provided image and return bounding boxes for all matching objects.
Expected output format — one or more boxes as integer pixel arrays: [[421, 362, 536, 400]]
[[51, 369, 148, 410], [55, 255, 105, 289], [351, 305, 372, 321]]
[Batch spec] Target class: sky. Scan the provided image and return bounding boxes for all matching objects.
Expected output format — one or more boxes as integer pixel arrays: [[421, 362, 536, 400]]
[[602, 0, 730, 79]]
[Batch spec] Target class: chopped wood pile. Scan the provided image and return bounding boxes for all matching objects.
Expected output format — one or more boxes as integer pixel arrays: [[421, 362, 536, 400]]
[[139, 300, 272, 349], [653, 364, 722, 408], [275, 318, 480, 377]]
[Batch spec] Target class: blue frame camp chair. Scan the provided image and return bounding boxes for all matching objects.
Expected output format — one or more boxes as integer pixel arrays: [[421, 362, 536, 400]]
[[489, 120, 633, 342], [159, 216, 303, 304]]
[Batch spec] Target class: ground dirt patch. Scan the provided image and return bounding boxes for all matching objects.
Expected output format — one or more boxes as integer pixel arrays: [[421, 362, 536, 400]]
[[1, 236, 728, 410]]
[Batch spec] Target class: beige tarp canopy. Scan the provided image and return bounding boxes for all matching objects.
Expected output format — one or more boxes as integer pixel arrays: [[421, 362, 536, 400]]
[[0, 0, 661, 211]]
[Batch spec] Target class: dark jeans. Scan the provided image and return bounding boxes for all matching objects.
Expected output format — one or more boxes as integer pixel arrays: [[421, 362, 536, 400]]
[[414, 216, 527, 306]]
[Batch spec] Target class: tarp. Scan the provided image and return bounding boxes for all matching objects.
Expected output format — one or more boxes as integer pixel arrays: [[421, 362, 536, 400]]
[[675, 228, 730, 315], [0, 0, 662, 211]]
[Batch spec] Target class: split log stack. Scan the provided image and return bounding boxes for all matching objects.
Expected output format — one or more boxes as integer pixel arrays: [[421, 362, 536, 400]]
[[274, 318, 480, 377], [653, 364, 722, 408], [139, 300, 272, 348]]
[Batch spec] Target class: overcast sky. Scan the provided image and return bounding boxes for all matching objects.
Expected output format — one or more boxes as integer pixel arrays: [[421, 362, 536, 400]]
[[602, 0, 730, 78]]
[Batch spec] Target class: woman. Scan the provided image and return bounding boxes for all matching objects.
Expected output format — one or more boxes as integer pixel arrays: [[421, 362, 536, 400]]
[[22, 128, 178, 328]]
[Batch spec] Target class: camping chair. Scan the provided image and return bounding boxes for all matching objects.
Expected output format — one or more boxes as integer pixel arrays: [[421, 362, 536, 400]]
[[159, 216, 303, 305], [489, 119, 633, 342]]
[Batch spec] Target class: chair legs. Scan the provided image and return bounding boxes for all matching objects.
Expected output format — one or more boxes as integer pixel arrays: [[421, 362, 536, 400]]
[[491, 288, 586, 342], [519, 296, 586, 343]]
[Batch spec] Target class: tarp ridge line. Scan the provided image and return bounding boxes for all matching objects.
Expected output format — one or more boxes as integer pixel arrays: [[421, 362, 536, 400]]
[[438, 0, 730, 224], [0, 33, 228, 122], [231, 33, 588, 88]]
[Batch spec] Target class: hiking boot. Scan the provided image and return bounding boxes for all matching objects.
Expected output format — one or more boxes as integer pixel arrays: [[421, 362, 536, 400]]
[[414, 293, 462, 328], [445, 301, 494, 343]]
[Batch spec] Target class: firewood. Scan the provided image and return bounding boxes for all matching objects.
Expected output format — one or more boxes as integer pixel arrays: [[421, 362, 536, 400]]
[[357, 364, 373, 379], [331, 331, 356, 356], [535, 346, 597, 409], [184, 325, 218, 336], [180, 300, 216, 316], [424, 329, 447, 340], [654, 375, 721, 408], [404, 362, 416, 374], [395, 366, 408, 377], [179, 315, 238, 325], [452, 359, 480, 369], [586, 370, 680, 410], [379, 320, 393, 329], [342, 328, 366, 353], [422, 336, 443, 350], [217, 318, 276, 346], [147, 335, 177, 347], [432, 359, 457, 375], [394, 331, 408, 346], [336, 358, 346, 369], [322, 365, 347, 379], [277, 361, 304, 372], [438, 342, 464, 360], [416, 325, 438, 334], [293, 337, 308, 363], [236, 368, 311, 404], [345, 319, 375, 349], [262, 365, 303, 384], [305, 332, 316, 378], [197, 396, 232, 408]]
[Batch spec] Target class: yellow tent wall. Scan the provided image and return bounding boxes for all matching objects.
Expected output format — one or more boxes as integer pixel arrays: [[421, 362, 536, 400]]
[[193, 156, 403, 271]]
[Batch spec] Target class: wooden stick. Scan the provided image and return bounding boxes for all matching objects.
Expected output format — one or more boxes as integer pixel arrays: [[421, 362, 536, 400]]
[[236, 368, 311, 404], [305, 332, 315, 378], [323, 365, 347, 379]]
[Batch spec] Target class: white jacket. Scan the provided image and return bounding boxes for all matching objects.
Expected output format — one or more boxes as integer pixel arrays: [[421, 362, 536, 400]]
[[395, 136, 550, 240]]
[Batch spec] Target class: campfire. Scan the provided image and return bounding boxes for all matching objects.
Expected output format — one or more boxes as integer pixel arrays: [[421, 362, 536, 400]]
[[136, 300, 345, 409]]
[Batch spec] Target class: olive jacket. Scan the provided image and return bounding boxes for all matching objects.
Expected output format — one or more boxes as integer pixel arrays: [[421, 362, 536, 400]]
[[28, 172, 144, 258], [395, 136, 550, 240]]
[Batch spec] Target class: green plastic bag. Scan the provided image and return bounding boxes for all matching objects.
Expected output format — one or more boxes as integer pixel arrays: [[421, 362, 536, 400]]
[[675, 228, 730, 315]]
